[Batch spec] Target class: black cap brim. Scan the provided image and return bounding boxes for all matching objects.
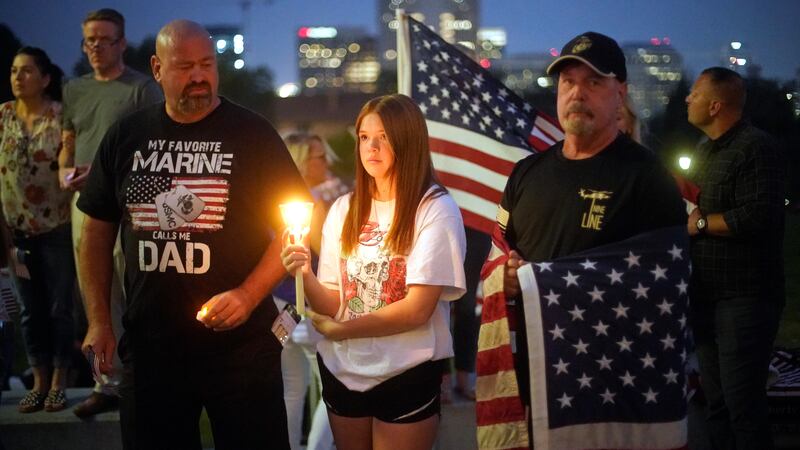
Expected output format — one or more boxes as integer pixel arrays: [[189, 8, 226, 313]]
[[546, 55, 619, 79]]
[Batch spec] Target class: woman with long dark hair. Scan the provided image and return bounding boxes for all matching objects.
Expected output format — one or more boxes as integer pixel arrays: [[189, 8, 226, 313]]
[[0, 47, 74, 413], [282, 94, 466, 450]]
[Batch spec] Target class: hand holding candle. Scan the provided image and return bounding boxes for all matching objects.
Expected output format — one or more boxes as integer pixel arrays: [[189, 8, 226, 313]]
[[195, 287, 257, 331], [196, 305, 209, 321], [280, 201, 314, 315]]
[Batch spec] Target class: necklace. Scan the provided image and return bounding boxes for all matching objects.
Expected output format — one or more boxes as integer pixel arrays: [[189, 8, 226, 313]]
[[370, 198, 394, 251]]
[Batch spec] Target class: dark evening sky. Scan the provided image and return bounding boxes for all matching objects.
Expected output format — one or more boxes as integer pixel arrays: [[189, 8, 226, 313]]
[[2, 0, 798, 87]]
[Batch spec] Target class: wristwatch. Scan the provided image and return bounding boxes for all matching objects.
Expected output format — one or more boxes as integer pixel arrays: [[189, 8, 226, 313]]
[[696, 215, 707, 234]]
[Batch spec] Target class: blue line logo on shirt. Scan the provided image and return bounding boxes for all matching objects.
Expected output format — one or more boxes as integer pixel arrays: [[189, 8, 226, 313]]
[[579, 188, 613, 231]]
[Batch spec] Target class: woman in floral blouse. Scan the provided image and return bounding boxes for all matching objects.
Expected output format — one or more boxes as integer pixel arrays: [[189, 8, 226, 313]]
[[0, 47, 74, 413]]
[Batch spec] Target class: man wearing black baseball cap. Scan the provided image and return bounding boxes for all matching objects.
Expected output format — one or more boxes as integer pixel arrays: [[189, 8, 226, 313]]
[[491, 31, 688, 448], [547, 31, 627, 82]]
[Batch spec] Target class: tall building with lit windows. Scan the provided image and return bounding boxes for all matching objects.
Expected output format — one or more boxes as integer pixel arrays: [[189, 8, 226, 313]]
[[477, 27, 506, 61], [207, 25, 246, 70], [793, 68, 800, 119], [622, 39, 684, 120], [297, 26, 379, 94], [491, 52, 552, 95], [377, 0, 480, 68]]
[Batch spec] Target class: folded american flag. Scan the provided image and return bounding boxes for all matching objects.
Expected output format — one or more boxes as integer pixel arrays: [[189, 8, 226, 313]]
[[768, 348, 800, 398], [476, 225, 530, 449], [0, 271, 19, 321], [478, 226, 691, 450]]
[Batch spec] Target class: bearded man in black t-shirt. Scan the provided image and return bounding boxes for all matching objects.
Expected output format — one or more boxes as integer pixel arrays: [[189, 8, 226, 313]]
[[497, 32, 687, 447], [77, 20, 308, 450]]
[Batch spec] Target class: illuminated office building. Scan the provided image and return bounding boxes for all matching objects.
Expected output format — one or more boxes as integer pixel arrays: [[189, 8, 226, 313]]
[[207, 25, 246, 70], [622, 39, 684, 120], [477, 27, 506, 61], [490, 52, 552, 95], [377, 0, 480, 68], [297, 26, 379, 94]]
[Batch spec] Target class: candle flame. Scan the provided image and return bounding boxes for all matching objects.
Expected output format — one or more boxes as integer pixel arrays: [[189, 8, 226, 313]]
[[280, 201, 314, 238], [196, 306, 208, 321]]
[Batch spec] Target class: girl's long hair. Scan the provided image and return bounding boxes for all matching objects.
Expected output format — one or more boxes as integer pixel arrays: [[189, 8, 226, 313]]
[[341, 94, 445, 256]]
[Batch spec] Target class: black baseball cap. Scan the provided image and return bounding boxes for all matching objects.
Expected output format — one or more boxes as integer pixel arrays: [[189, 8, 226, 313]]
[[546, 32, 627, 82]]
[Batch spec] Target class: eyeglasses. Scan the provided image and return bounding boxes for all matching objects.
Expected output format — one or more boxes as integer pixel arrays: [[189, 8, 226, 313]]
[[81, 37, 122, 51]]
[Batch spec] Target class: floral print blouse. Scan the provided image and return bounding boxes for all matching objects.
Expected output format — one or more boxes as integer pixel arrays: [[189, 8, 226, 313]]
[[0, 101, 71, 235]]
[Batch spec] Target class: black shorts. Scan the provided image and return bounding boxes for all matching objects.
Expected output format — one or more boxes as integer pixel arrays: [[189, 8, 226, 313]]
[[317, 353, 444, 424]]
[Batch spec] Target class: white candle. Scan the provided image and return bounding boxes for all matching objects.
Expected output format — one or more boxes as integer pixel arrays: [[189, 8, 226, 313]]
[[295, 271, 305, 315], [280, 201, 314, 316]]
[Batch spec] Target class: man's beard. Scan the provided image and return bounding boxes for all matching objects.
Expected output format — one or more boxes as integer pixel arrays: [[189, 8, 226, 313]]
[[562, 102, 595, 136], [178, 82, 213, 115]]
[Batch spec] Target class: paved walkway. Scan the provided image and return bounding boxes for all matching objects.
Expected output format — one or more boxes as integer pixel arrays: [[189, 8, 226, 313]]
[[0, 386, 478, 450]]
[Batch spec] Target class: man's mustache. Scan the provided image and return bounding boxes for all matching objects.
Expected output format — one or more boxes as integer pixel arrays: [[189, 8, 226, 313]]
[[182, 82, 211, 96], [566, 103, 594, 117]]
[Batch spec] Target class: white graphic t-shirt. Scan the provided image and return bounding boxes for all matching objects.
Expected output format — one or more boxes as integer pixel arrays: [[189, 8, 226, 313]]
[[317, 189, 466, 391]]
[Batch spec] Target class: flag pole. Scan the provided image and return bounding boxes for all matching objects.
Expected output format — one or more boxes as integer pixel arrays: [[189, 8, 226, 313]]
[[395, 8, 411, 95]]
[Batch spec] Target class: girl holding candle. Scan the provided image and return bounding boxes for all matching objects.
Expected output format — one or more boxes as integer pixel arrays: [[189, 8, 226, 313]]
[[281, 94, 466, 450]]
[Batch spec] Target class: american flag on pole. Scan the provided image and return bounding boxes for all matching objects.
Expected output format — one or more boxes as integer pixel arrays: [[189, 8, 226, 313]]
[[477, 226, 691, 450], [396, 13, 563, 234], [125, 175, 229, 232]]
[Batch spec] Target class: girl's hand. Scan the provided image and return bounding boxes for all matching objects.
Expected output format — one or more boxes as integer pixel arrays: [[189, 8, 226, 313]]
[[280, 244, 308, 276], [308, 310, 346, 341], [280, 229, 310, 276]]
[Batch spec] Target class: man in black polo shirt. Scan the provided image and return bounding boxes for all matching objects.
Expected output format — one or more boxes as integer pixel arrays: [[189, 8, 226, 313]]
[[686, 67, 785, 450]]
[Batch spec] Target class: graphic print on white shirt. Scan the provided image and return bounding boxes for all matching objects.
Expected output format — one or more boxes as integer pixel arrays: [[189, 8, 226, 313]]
[[340, 214, 408, 320], [316, 192, 467, 391]]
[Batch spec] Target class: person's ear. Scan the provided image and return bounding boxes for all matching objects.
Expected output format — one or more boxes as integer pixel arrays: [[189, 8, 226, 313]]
[[709, 99, 723, 117], [150, 55, 162, 83]]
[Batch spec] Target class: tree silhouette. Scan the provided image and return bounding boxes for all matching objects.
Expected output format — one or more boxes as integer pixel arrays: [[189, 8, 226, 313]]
[[71, 36, 156, 77], [68, 37, 277, 120], [0, 24, 23, 103], [216, 51, 276, 120], [649, 72, 799, 198], [646, 78, 702, 170]]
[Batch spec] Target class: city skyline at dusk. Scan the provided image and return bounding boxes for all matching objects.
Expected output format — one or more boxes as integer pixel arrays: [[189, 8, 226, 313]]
[[2, 0, 799, 88]]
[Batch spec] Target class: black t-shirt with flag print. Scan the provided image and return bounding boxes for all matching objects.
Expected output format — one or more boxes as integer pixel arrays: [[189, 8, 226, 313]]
[[78, 98, 309, 356]]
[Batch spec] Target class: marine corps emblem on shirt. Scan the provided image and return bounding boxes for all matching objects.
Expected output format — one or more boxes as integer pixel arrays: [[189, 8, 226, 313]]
[[572, 36, 592, 54], [579, 188, 612, 230]]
